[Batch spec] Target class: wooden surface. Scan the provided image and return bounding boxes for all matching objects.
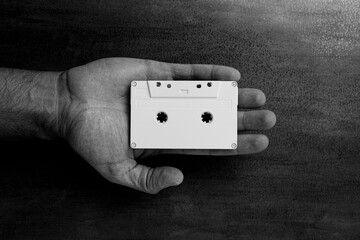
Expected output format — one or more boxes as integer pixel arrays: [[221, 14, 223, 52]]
[[1, 0, 360, 239]]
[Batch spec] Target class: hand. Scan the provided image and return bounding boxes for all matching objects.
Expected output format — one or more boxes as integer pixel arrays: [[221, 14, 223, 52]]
[[58, 58, 276, 194]]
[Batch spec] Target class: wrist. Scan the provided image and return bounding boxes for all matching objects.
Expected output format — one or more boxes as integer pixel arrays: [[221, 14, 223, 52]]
[[36, 70, 64, 139], [56, 71, 72, 140], [0, 69, 62, 139]]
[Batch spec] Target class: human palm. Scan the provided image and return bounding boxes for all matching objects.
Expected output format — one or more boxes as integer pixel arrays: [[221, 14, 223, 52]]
[[60, 58, 276, 194]]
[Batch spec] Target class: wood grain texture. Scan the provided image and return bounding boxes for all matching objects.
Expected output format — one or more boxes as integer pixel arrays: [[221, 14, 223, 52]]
[[1, 0, 360, 239]]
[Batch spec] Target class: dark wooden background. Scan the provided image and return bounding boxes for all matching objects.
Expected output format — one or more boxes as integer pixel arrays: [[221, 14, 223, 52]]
[[1, 0, 360, 239]]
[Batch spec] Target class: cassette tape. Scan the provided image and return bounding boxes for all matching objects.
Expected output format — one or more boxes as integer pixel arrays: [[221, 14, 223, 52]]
[[130, 80, 238, 149]]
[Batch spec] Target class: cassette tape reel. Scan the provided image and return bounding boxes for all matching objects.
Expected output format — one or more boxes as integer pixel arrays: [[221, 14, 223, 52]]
[[130, 81, 238, 149]]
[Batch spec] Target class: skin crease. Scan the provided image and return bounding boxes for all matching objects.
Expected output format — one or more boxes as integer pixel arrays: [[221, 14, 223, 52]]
[[59, 57, 276, 194]]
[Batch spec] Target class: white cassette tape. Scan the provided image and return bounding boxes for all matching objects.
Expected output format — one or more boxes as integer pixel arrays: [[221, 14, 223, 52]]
[[130, 80, 238, 149]]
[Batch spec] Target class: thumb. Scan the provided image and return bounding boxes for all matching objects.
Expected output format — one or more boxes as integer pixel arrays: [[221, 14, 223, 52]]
[[132, 165, 184, 194], [97, 158, 183, 194], [102, 161, 184, 194]]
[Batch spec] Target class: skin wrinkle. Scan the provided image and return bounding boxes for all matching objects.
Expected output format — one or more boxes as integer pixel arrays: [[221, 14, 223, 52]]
[[143, 166, 152, 193], [144, 59, 155, 80], [209, 65, 216, 80], [189, 64, 196, 79], [30, 73, 54, 130], [105, 158, 138, 186], [59, 71, 80, 139], [243, 110, 248, 130]]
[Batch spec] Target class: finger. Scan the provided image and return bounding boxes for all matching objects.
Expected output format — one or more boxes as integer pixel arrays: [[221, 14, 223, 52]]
[[157, 134, 269, 156], [143, 60, 241, 81], [238, 88, 266, 108], [238, 110, 276, 131], [98, 159, 183, 194], [169, 63, 241, 81]]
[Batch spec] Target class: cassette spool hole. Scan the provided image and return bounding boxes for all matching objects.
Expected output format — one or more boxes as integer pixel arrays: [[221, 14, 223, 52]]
[[201, 112, 213, 123], [157, 112, 168, 123]]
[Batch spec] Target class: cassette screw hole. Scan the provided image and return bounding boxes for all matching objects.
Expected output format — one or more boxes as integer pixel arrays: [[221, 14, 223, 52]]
[[157, 112, 168, 123], [167, 84, 171, 88], [197, 84, 201, 88], [207, 82, 212, 87], [156, 82, 161, 87], [201, 112, 213, 123]]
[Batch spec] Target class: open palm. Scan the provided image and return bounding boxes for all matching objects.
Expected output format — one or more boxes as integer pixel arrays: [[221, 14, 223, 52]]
[[59, 58, 276, 194]]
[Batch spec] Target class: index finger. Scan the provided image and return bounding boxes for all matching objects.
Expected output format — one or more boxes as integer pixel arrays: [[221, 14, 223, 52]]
[[143, 59, 241, 81], [169, 63, 241, 81]]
